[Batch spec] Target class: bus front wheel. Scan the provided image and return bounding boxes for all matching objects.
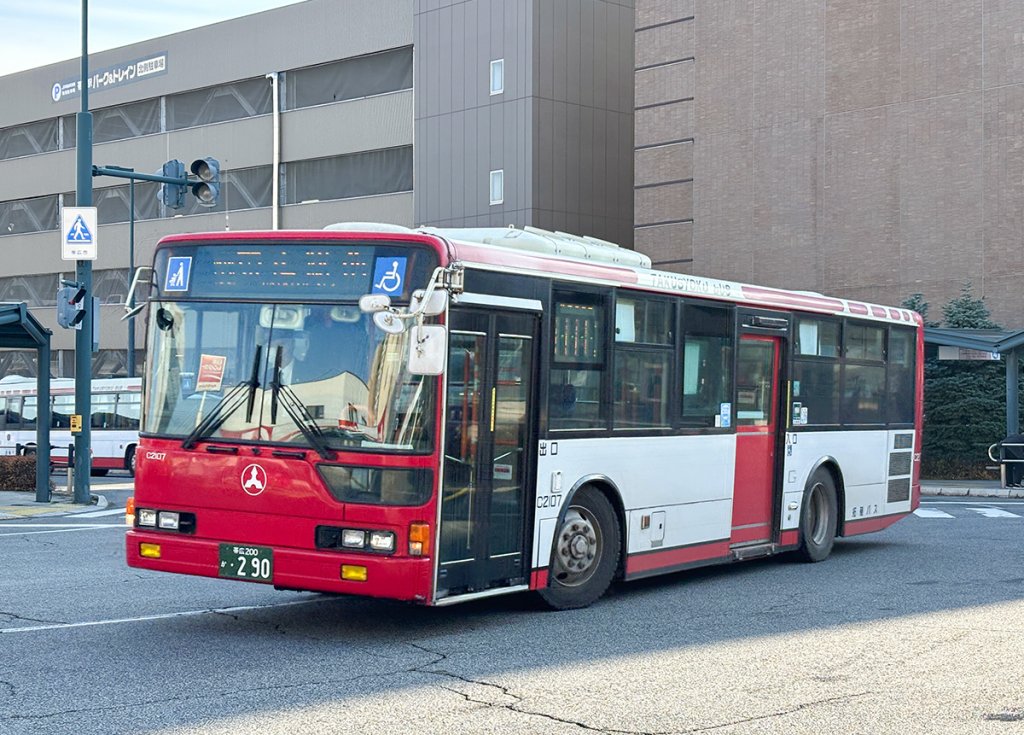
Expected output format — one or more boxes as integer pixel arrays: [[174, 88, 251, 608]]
[[126, 447, 137, 477], [539, 486, 620, 610], [796, 469, 838, 563]]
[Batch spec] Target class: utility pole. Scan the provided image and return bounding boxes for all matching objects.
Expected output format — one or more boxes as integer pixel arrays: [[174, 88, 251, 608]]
[[73, 0, 93, 504]]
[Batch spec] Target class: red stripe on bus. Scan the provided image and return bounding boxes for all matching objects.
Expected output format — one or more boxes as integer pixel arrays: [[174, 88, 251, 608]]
[[453, 241, 642, 285], [842, 513, 908, 536], [625, 539, 732, 576], [740, 286, 846, 312], [530, 568, 549, 590]]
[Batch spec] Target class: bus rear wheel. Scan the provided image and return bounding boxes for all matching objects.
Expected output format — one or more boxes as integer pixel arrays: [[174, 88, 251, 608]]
[[796, 469, 838, 563], [538, 486, 620, 610], [126, 447, 137, 477]]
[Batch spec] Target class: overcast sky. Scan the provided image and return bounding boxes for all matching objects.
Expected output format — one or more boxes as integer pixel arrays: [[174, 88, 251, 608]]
[[1, 1, 305, 76]]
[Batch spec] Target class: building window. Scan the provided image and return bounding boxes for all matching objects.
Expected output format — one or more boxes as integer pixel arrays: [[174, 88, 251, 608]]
[[490, 59, 504, 95], [284, 147, 413, 205], [285, 47, 413, 110], [489, 169, 504, 205]]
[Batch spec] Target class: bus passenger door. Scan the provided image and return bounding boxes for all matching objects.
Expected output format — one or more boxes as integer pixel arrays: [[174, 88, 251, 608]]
[[731, 334, 783, 547], [438, 308, 538, 598]]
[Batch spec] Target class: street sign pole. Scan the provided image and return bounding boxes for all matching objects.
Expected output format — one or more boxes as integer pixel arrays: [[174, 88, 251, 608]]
[[73, 0, 93, 505]]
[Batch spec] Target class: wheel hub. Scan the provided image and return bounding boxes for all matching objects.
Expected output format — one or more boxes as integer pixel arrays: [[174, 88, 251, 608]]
[[557, 514, 598, 574]]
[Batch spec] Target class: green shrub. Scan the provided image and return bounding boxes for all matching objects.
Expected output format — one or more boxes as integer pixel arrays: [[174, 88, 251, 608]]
[[0, 456, 39, 491]]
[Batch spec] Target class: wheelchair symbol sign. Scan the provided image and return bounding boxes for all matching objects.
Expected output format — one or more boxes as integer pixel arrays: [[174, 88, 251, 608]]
[[371, 257, 407, 295]]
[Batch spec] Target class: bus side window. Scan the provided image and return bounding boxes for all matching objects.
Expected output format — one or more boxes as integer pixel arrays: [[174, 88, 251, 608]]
[[549, 292, 608, 430], [114, 392, 141, 430], [4, 397, 22, 428], [680, 304, 733, 428], [21, 397, 37, 430], [0, 397, 6, 430]]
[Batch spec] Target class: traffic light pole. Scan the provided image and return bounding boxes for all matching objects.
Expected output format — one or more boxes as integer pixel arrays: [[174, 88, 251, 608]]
[[73, 0, 93, 504]]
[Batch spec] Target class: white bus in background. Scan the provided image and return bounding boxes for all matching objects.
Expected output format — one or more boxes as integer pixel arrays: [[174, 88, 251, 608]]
[[0, 375, 142, 476]]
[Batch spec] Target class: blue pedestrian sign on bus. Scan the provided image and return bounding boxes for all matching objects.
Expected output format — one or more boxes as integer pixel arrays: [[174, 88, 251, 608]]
[[60, 206, 98, 261], [371, 257, 407, 295], [165, 256, 193, 292]]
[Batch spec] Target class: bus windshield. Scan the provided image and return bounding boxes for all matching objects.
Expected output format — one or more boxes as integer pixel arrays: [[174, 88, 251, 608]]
[[143, 301, 435, 453]]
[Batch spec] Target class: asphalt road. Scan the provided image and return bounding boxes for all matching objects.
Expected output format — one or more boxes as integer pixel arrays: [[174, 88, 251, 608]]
[[1, 498, 1022, 735]]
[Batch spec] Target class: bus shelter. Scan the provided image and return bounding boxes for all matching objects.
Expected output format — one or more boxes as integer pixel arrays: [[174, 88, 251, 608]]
[[0, 302, 51, 502], [924, 327, 1024, 437]]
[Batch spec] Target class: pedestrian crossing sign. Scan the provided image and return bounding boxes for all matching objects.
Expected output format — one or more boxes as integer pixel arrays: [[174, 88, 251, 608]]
[[61, 207, 98, 261]]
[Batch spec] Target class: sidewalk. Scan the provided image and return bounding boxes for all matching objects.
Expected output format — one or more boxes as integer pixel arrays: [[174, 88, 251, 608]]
[[0, 489, 109, 520]]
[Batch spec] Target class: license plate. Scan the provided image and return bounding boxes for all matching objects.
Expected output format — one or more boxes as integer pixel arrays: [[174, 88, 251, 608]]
[[218, 544, 273, 583]]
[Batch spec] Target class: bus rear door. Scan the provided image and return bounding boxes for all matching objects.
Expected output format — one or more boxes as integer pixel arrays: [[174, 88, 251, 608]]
[[731, 312, 790, 549]]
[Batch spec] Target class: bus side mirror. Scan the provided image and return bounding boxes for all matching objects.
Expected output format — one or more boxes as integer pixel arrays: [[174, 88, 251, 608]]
[[411, 289, 448, 316], [121, 266, 154, 321], [408, 325, 446, 375], [359, 294, 391, 313]]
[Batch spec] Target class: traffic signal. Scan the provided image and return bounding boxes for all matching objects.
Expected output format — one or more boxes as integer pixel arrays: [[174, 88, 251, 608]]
[[56, 284, 87, 330], [190, 157, 220, 207], [159, 159, 187, 209]]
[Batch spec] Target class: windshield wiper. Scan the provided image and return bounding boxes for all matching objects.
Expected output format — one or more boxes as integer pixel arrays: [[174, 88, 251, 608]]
[[182, 346, 262, 450], [269, 348, 334, 460]]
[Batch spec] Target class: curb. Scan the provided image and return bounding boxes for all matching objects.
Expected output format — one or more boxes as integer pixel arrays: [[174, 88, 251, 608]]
[[0, 492, 108, 520], [921, 487, 1024, 499]]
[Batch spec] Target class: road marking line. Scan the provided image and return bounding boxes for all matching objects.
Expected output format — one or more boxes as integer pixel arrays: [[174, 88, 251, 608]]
[[0, 523, 119, 528], [0, 597, 327, 634], [966, 507, 1022, 518], [923, 500, 1024, 506], [0, 525, 125, 537], [75, 507, 126, 518], [913, 508, 955, 518]]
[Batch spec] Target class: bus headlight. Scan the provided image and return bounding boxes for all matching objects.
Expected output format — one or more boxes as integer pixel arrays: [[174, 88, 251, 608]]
[[342, 529, 366, 548], [157, 512, 180, 530], [138, 508, 158, 527], [368, 531, 395, 552]]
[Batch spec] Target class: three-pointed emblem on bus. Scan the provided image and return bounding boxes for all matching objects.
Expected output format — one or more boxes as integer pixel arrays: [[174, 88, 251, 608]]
[[241, 464, 268, 496]]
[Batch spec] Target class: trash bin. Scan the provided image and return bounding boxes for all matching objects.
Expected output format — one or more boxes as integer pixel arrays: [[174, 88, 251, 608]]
[[989, 435, 1024, 487]]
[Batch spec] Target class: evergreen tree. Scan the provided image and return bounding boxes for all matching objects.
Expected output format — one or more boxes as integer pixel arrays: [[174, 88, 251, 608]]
[[941, 283, 1000, 330], [901, 293, 940, 328]]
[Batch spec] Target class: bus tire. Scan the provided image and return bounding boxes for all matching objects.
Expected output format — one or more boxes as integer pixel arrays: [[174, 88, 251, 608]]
[[538, 486, 620, 610], [795, 469, 838, 563], [126, 446, 137, 477]]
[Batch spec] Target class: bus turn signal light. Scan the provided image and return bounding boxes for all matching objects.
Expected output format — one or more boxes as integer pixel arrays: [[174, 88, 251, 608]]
[[341, 565, 367, 582], [139, 543, 161, 559], [125, 496, 135, 527], [408, 523, 430, 556]]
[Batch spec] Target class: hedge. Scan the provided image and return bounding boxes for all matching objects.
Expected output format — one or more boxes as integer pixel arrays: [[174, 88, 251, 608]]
[[0, 456, 38, 491]]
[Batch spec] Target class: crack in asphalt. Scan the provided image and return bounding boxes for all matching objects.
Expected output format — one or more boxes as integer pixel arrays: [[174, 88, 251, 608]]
[[0, 611, 67, 626], [405, 641, 681, 734], [680, 692, 874, 733]]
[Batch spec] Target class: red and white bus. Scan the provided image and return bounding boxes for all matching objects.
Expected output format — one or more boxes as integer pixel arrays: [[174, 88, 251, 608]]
[[0, 376, 142, 475], [126, 224, 922, 609]]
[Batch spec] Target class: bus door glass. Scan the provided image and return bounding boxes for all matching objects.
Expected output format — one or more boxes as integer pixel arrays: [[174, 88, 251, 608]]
[[439, 309, 537, 597], [732, 334, 782, 546]]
